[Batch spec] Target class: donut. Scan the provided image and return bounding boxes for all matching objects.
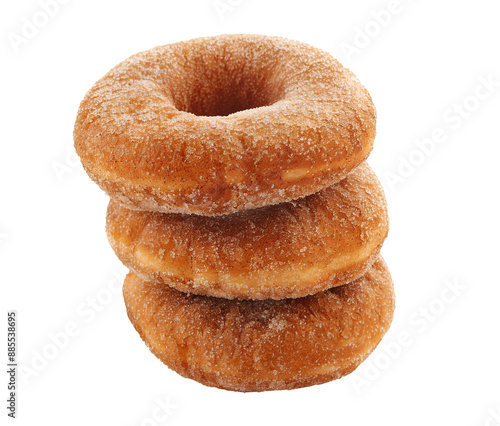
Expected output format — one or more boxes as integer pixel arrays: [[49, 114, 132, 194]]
[[107, 162, 388, 300], [74, 34, 376, 215], [123, 256, 394, 392]]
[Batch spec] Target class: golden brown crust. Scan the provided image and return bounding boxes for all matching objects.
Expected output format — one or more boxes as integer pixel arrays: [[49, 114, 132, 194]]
[[74, 34, 376, 215], [123, 257, 395, 392], [107, 163, 388, 299]]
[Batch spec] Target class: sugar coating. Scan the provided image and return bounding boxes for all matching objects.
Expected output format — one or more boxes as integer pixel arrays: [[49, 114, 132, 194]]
[[74, 34, 377, 215], [106, 162, 389, 299], [73, 34, 394, 392], [123, 257, 395, 392]]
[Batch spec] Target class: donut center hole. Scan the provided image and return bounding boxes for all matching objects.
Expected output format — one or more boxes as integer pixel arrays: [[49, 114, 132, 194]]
[[176, 68, 283, 117]]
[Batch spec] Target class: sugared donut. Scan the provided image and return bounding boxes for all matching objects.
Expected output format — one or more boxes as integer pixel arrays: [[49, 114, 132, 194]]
[[74, 34, 376, 215], [123, 257, 394, 392], [107, 162, 388, 300]]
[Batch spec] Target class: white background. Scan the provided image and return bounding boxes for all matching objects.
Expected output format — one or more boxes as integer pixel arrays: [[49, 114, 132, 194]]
[[1, 0, 500, 425]]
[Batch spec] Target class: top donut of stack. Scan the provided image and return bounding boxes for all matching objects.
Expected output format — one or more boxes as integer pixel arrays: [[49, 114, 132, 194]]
[[74, 34, 376, 216]]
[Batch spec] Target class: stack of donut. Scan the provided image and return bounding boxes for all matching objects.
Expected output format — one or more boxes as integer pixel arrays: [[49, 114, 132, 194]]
[[74, 34, 394, 392]]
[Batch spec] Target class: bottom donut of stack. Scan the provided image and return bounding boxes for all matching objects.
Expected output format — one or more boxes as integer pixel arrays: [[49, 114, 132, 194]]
[[123, 257, 394, 392]]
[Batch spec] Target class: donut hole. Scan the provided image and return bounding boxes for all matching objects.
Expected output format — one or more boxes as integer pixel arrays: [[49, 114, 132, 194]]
[[172, 61, 284, 117]]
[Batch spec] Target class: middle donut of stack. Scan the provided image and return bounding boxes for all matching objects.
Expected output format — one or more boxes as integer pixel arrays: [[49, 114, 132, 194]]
[[107, 162, 388, 300]]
